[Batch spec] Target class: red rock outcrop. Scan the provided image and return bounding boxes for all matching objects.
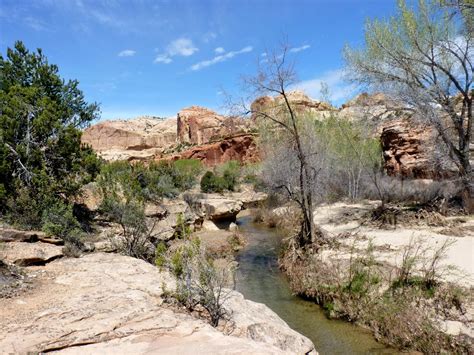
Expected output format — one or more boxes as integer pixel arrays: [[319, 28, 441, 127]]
[[177, 106, 251, 145], [380, 119, 439, 178], [164, 134, 259, 166]]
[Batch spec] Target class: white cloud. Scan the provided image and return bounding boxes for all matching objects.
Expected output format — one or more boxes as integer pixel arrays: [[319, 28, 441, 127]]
[[118, 49, 136, 57], [154, 54, 172, 64], [190, 46, 253, 71], [154, 37, 198, 64], [167, 38, 198, 56], [292, 69, 356, 105], [214, 47, 225, 54], [202, 32, 217, 43], [290, 44, 310, 53]]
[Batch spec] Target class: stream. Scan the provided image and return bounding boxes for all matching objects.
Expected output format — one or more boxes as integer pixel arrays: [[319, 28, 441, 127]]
[[234, 214, 397, 355]]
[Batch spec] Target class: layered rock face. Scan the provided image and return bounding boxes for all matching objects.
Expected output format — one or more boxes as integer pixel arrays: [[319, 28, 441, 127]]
[[82, 116, 177, 161], [81, 92, 466, 178], [166, 134, 259, 166], [380, 119, 442, 178], [177, 106, 251, 145], [0, 252, 316, 354], [340, 93, 458, 179], [251, 90, 334, 121]]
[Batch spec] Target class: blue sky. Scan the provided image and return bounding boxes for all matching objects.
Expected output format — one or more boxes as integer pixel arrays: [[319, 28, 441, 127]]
[[1, 0, 398, 120]]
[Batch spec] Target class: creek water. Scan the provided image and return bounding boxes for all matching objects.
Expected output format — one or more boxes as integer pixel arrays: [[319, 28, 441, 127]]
[[234, 214, 398, 355]]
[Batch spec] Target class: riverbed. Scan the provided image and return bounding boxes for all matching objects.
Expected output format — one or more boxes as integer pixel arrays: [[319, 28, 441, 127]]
[[234, 214, 397, 355]]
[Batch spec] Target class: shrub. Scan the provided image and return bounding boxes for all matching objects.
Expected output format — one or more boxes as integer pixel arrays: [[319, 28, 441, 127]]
[[200, 161, 242, 193], [158, 237, 234, 327], [200, 171, 224, 193], [100, 195, 154, 262], [98, 159, 202, 204], [218, 160, 241, 191], [41, 201, 85, 252], [173, 159, 203, 189]]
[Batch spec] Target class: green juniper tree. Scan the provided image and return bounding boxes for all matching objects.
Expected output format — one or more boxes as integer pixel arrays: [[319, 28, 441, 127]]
[[0, 41, 101, 227]]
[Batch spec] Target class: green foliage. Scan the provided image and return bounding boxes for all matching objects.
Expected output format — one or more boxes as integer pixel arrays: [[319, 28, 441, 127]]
[[173, 159, 203, 189], [0, 41, 101, 227], [217, 160, 240, 191], [155, 242, 167, 268], [200, 171, 224, 193], [160, 237, 233, 327], [98, 159, 202, 204], [100, 194, 153, 261], [200, 161, 242, 193], [41, 201, 84, 248], [175, 212, 191, 239], [314, 114, 382, 200]]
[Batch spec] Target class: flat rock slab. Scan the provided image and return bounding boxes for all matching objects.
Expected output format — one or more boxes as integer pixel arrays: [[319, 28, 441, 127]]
[[0, 228, 44, 243], [0, 242, 64, 266], [0, 228, 63, 245], [0, 253, 316, 354]]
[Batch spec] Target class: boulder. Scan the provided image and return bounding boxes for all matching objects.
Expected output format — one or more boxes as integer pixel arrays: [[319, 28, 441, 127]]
[[0, 252, 316, 354], [380, 118, 444, 178], [0, 242, 63, 266], [150, 199, 201, 241], [81, 116, 177, 161], [340, 92, 459, 179], [185, 193, 244, 221], [201, 220, 220, 231], [226, 188, 268, 208]]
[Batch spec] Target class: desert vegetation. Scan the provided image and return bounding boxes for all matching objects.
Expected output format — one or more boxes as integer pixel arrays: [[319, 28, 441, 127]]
[[1, 0, 472, 353], [236, 1, 473, 352]]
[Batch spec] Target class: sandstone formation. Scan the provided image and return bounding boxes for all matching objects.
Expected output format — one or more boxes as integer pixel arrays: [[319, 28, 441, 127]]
[[380, 119, 443, 178], [186, 194, 244, 221], [0, 241, 64, 266], [250, 90, 335, 121], [340, 93, 460, 179], [82, 116, 177, 161], [81, 91, 468, 179], [165, 134, 259, 166], [179, 133, 258, 165], [177, 106, 250, 145], [0, 252, 316, 354]]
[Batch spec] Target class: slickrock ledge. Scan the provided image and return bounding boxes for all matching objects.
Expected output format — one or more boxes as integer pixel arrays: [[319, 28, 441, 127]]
[[0, 252, 316, 354]]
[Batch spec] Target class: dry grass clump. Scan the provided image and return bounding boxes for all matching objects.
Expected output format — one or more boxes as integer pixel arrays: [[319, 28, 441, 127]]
[[363, 202, 467, 229], [280, 236, 472, 353]]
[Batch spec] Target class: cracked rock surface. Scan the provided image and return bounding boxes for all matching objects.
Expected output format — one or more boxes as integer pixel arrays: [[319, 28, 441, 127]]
[[0, 252, 316, 354]]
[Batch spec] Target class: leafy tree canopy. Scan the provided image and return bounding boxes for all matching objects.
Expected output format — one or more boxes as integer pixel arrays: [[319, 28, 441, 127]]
[[0, 41, 101, 225]]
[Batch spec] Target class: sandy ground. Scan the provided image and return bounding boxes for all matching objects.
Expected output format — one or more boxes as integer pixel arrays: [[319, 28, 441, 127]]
[[313, 201, 474, 287]]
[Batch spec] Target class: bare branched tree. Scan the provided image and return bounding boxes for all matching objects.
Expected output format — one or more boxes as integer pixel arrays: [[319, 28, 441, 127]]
[[345, 0, 473, 211], [242, 43, 325, 246]]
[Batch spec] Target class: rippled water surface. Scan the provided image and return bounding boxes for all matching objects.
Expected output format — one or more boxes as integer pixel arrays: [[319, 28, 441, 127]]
[[234, 214, 398, 355]]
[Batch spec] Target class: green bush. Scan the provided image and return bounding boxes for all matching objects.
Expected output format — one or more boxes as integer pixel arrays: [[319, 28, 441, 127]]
[[159, 237, 234, 327], [200, 171, 225, 193], [218, 160, 241, 191], [173, 159, 203, 189], [100, 194, 154, 262], [98, 159, 202, 203], [200, 161, 242, 193], [41, 201, 85, 249], [0, 41, 101, 228]]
